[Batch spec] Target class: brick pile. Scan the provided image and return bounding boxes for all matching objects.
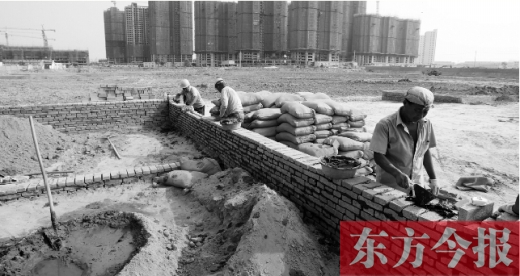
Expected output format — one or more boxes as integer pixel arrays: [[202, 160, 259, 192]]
[[90, 85, 154, 102], [169, 102, 469, 243], [0, 100, 168, 133]]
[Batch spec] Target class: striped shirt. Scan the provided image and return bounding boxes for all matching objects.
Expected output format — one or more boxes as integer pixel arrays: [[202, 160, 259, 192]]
[[369, 108, 436, 191]]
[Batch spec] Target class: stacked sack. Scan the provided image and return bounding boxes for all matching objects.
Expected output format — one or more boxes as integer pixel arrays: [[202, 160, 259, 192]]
[[244, 108, 283, 140], [210, 92, 264, 118], [275, 102, 317, 148]]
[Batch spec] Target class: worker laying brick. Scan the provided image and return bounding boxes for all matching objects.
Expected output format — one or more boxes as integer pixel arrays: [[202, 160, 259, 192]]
[[215, 78, 244, 124], [178, 79, 205, 116], [370, 86, 439, 195]]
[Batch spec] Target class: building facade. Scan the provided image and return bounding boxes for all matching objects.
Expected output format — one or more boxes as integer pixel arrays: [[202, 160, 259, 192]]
[[125, 3, 149, 62], [416, 29, 437, 66]]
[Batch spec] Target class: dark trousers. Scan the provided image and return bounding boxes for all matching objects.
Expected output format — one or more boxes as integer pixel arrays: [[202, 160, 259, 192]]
[[194, 106, 205, 116]]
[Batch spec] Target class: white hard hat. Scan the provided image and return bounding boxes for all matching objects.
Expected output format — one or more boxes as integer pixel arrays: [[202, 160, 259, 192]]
[[180, 79, 190, 88]]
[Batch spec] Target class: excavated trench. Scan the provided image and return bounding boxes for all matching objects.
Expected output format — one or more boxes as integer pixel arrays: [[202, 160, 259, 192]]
[[0, 211, 149, 276]]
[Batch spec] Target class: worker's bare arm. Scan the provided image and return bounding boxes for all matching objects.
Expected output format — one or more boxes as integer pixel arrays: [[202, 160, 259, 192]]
[[374, 152, 411, 190]]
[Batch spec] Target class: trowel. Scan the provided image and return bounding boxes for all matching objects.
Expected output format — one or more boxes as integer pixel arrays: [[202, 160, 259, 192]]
[[412, 184, 437, 206]]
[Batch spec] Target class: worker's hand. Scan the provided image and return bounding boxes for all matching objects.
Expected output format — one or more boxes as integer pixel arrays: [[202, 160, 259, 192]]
[[394, 172, 412, 191], [429, 179, 439, 195], [498, 204, 518, 217]]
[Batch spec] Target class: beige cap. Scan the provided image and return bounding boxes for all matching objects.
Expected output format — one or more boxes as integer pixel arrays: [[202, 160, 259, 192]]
[[405, 86, 434, 107]]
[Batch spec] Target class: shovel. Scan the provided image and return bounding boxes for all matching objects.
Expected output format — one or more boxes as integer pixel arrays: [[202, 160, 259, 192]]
[[413, 184, 437, 206]]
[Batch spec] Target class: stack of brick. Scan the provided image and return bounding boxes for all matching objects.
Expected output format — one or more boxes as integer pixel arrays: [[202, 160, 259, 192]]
[[90, 85, 154, 102]]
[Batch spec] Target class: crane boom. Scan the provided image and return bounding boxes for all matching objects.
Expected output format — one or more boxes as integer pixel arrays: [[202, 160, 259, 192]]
[[0, 26, 55, 47]]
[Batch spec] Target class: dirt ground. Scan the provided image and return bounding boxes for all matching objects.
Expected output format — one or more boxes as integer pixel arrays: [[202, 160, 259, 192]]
[[0, 67, 518, 275]]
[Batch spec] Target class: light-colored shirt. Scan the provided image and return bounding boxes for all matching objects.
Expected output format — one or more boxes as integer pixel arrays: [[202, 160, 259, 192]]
[[182, 86, 204, 109], [369, 108, 436, 191], [219, 86, 243, 117]]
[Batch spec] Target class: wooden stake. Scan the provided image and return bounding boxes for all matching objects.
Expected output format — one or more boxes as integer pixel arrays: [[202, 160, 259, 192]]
[[29, 116, 58, 232], [107, 137, 122, 159]]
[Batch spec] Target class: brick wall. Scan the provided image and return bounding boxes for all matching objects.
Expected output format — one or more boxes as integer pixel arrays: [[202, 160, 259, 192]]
[[169, 102, 456, 243], [0, 100, 168, 132]]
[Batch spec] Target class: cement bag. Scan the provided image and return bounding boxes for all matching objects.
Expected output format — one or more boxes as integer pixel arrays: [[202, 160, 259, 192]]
[[314, 114, 333, 125], [324, 136, 364, 151], [254, 108, 283, 121], [163, 170, 208, 189], [296, 92, 314, 97], [332, 116, 348, 125], [302, 92, 331, 101], [301, 101, 334, 116], [315, 139, 325, 144], [180, 157, 222, 175], [319, 100, 351, 116], [277, 113, 315, 128], [211, 99, 221, 106], [315, 123, 333, 131], [243, 103, 263, 113], [349, 120, 365, 128], [241, 121, 252, 129], [338, 150, 364, 159], [209, 106, 220, 115], [276, 132, 316, 144], [339, 131, 372, 142], [278, 140, 298, 149], [315, 130, 334, 139], [277, 123, 316, 136], [281, 102, 315, 119], [250, 119, 278, 128], [355, 167, 373, 177], [274, 94, 304, 108], [244, 111, 256, 123], [349, 109, 367, 122], [297, 143, 338, 158], [252, 126, 277, 137], [255, 90, 273, 99], [332, 123, 350, 130], [363, 142, 374, 160], [261, 93, 282, 108], [237, 92, 262, 106], [340, 127, 366, 133]]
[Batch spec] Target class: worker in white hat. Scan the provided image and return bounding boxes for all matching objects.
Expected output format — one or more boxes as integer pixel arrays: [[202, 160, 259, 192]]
[[179, 79, 205, 115], [370, 86, 439, 195], [214, 78, 244, 123]]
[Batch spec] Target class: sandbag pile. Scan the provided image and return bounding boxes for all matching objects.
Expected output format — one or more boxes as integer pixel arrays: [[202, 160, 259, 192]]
[[275, 102, 317, 147]]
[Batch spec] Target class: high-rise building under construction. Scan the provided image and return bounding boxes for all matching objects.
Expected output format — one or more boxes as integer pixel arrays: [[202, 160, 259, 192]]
[[104, 1, 193, 64]]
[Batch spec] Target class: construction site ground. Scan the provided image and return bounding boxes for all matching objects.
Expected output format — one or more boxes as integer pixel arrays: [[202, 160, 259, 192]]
[[0, 66, 518, 275]]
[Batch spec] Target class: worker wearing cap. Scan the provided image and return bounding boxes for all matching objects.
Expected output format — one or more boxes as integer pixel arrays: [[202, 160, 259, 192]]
[[370, 86, 439, 195], [215, 78, 244, 122], [179, 79, 205, 115]]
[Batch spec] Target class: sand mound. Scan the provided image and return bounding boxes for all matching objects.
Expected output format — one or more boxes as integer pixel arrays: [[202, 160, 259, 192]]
[[0, 116, 71, 175], [176, 168, 338, 276]]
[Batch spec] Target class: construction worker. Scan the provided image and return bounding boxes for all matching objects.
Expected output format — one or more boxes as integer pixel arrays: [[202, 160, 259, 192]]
[[370, 86, 439, 195], [494, 195, 519, 219], [179, 79, 205, 116], [215, 78, 244, 123]]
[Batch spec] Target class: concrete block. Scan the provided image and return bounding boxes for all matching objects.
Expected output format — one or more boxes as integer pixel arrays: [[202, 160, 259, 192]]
[[418, 211, 444, 222], [74, 175, 86, 186], [458, 201, 494, 221], [142, 167, 151, 175], [149, 166, 158, 174], [361, 186, 392, 200], [126, 168, 136, 177], [118, 170, 129, 178], [65, 176, 76, 187], [134, 167, 143, 176], [389, 198, 414, 213], [402, 205, 428, 221], [57, 177, 67, 188], [93, 173, 102, 183], [101, 172, 112, 181], [352, 182, 382, 195], [110, 171, 120, 179], [373, 190, 407, 206]]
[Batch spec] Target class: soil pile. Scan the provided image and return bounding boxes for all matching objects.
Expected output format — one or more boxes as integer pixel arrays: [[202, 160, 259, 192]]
[[0, 115, 71, 175], [176, 168, 338, 276]]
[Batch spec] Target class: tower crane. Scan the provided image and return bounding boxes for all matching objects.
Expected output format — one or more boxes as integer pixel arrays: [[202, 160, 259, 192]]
[[0, 26, 56, 47], [0, 31, 55, 47]]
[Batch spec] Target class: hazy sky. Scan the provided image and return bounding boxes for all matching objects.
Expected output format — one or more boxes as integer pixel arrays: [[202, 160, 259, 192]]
[[0, 0, 518, 63]]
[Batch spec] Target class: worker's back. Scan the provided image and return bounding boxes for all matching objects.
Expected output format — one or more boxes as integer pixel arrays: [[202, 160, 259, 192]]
[[220, 86, 243, 116]]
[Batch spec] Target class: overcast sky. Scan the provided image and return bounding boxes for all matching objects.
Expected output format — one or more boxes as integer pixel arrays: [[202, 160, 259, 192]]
[[0, 0, 518, 63]]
